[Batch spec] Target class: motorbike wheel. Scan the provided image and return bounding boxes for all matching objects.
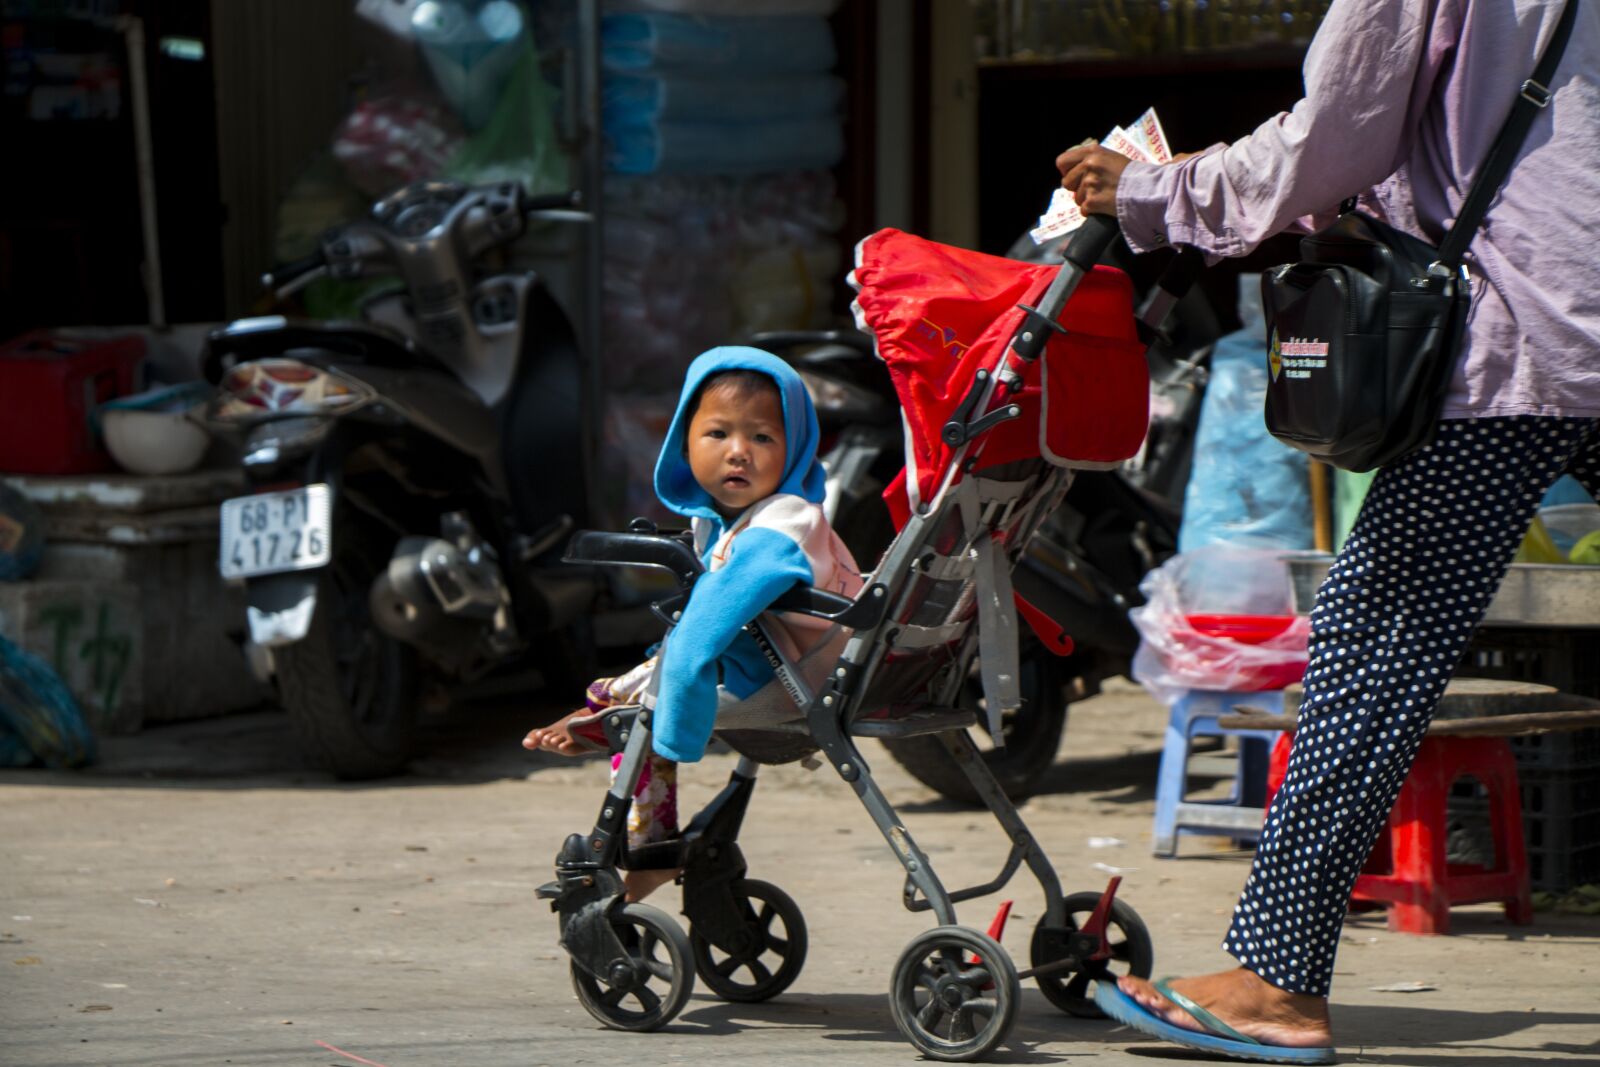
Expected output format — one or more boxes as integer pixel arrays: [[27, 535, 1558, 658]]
[[881, 647, 1065, 805], [534, 614, 599, 697], [275, 532, 420, 780]]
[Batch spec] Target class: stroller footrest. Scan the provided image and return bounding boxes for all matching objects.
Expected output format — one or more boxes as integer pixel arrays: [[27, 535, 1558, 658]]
[[848, 706, 977, 739], [623, 839, 685, 871]]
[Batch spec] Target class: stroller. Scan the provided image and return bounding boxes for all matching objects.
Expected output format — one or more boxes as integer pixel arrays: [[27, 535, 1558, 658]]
[[541, 216, 1201, 1061]]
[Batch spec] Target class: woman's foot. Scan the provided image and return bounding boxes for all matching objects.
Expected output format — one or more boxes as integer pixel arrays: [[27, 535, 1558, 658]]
[[1117, 968, 1333, 1049], [522, 710, 596, 756], [623, 867, 681, 902]]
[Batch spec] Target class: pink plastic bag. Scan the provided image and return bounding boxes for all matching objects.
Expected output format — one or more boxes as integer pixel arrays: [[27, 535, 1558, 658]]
[[1130, 545, 1312, 705]]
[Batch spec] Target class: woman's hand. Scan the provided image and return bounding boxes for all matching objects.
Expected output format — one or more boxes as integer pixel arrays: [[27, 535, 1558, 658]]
[[1056, 144, 1132, 216], [1057, 143, 1197, 217]]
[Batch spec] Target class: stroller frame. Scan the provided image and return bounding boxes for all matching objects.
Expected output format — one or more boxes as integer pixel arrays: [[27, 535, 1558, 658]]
[[542, 218, 1178, 1061]]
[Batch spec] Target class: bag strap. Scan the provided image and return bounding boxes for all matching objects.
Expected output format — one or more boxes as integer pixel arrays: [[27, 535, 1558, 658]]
[[1436, 0, 1579, 268]]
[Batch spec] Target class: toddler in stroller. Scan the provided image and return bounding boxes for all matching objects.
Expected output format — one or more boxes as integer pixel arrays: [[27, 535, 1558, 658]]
[[525, 344, 864, 901], [540, 217, 1181, 1061]]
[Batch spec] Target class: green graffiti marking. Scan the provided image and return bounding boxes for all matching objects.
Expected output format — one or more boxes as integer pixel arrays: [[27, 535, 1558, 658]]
[[81, 602, 131, 714], [36, 600, 132, 714], [37, 602, 84, 675]]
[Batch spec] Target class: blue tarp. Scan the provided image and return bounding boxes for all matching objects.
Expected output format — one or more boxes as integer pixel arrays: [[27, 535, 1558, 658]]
[[1179, 296, 1313, 552], [0, 633, 96, 769]]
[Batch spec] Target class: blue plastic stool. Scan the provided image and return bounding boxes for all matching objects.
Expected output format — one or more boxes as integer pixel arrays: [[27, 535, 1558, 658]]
[[1151, 688, 1288, 857]]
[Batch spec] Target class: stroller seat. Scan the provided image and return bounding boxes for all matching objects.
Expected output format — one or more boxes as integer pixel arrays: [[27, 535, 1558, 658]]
[[541, 220, 1195, 1061]]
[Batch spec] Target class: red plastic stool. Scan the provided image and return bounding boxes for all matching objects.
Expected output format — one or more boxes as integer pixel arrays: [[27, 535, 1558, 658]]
[[1264, 732, 1532, 935]]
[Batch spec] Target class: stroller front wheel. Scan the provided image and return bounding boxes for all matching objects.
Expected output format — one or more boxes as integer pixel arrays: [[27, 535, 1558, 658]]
[[690, 878, 808, 1003], [889, 926, 1019, 1062], [570, 902, 695, 1032]]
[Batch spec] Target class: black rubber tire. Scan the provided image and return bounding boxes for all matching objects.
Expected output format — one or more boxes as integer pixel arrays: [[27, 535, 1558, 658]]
[[1031, 892, 1154, 1018], [889, 926, 1019, 1062], [276, 544, 419, 780], [880, 647, 1066, 805], [689, 878, 807, 1003], [571, 902, 695, 1032]]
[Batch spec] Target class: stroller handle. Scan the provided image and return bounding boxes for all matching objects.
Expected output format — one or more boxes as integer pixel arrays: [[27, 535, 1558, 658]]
[[1008, 214, 1121, 365], [1061, 213, 1120, 275]]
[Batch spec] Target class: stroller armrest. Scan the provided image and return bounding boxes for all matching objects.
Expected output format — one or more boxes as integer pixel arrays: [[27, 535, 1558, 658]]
[[647, 579, 889, 631], [767, 581, 888, 630], [562, 529, 703, 587]]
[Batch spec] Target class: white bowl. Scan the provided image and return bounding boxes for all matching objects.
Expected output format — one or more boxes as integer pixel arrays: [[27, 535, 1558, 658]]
[[102, 407, 211, 475]]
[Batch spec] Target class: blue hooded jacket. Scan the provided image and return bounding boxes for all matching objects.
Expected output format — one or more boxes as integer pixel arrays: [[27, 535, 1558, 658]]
[[649, 346, 854, 762]]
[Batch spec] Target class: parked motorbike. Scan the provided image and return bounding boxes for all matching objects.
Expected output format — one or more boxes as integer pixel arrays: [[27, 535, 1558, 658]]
[[203, 180, 595, 779], [752, 238, 1215, 804]]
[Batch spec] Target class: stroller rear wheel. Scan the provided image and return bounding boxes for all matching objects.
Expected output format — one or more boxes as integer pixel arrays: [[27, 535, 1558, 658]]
[[690, 878, 808, 1003], [889, 926, 1019, 1062], [570, 902, 695, 1032], [1030, 892, 1153, 1018]]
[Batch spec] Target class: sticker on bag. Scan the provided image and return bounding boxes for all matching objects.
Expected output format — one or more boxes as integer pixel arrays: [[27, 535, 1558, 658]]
[[1270, 330, 1331, 381]]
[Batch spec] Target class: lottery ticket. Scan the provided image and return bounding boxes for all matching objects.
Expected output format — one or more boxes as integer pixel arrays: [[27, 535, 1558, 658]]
[[1133, 107, 1174, 164], [1030, 108, 1173, 244], [1028, 186, 1084, 243], [1101, 125, 1156, 163]]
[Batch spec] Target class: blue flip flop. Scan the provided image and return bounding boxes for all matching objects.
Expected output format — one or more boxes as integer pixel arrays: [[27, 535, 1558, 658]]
[[1094, 978, 1338, 1065]]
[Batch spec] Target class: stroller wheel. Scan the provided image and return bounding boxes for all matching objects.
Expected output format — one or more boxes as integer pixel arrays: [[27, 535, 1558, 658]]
[[889, 926, 1019, 1062], [570, 902, 695, 1032], [690, 878, 808, 1003], [1031, 892, 1154, 1018]]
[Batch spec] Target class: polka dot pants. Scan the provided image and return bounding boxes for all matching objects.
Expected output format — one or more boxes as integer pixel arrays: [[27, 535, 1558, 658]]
[[1225, 416, 1600, 996]]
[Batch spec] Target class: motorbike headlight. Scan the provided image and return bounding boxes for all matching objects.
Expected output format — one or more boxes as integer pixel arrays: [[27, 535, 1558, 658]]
[[207, 358, 376, 424]]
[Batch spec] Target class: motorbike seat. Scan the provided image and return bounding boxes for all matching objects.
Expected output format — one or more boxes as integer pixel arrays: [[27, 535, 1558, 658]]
[[201, 318, 422, 382]]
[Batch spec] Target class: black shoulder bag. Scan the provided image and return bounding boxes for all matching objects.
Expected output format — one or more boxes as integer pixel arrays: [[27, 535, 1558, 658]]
[[1260, 0, 1577, 472]]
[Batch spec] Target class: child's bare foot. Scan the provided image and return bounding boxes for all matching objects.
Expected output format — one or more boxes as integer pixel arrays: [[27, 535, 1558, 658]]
[[1117, 968, 1333, 1048], [623, 867, 681, 902], [522, 710, 592, 756]]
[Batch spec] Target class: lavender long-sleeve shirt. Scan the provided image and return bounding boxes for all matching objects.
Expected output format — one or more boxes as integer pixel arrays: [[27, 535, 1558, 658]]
[[1117, 0, 1600, 419]]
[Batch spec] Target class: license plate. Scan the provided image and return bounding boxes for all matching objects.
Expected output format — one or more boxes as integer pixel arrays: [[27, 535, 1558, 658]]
[[219, 484, 333, 579]]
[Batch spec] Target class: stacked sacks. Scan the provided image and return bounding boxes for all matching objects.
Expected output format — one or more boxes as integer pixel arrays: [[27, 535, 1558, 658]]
[[601, 11, 844, 175], [601, 170, 842, 391], [595, 5, 845, 528], [596, 170, 843, 527]]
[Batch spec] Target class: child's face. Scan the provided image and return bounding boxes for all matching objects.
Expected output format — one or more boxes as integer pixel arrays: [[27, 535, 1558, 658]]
[[686, 379, 787, 519]]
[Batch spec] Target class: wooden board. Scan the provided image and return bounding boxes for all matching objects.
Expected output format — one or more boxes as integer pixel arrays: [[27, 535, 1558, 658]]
[[1217, 707, 1600, 737]]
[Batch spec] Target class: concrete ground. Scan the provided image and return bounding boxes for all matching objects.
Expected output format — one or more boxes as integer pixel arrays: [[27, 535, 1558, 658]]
[[3, 680, 1598, 1067]]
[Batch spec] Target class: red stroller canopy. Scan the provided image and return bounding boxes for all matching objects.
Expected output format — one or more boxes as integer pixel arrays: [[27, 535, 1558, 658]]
[[849, 228, 1149, 516]]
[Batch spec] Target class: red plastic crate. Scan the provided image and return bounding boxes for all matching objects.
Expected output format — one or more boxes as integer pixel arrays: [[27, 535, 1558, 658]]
[[0, 331, 145, 474]]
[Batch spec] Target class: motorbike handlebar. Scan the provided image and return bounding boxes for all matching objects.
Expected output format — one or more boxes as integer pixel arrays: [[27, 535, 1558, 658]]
[[523, 190, 584, 216], [260, 253, 326, 292]]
